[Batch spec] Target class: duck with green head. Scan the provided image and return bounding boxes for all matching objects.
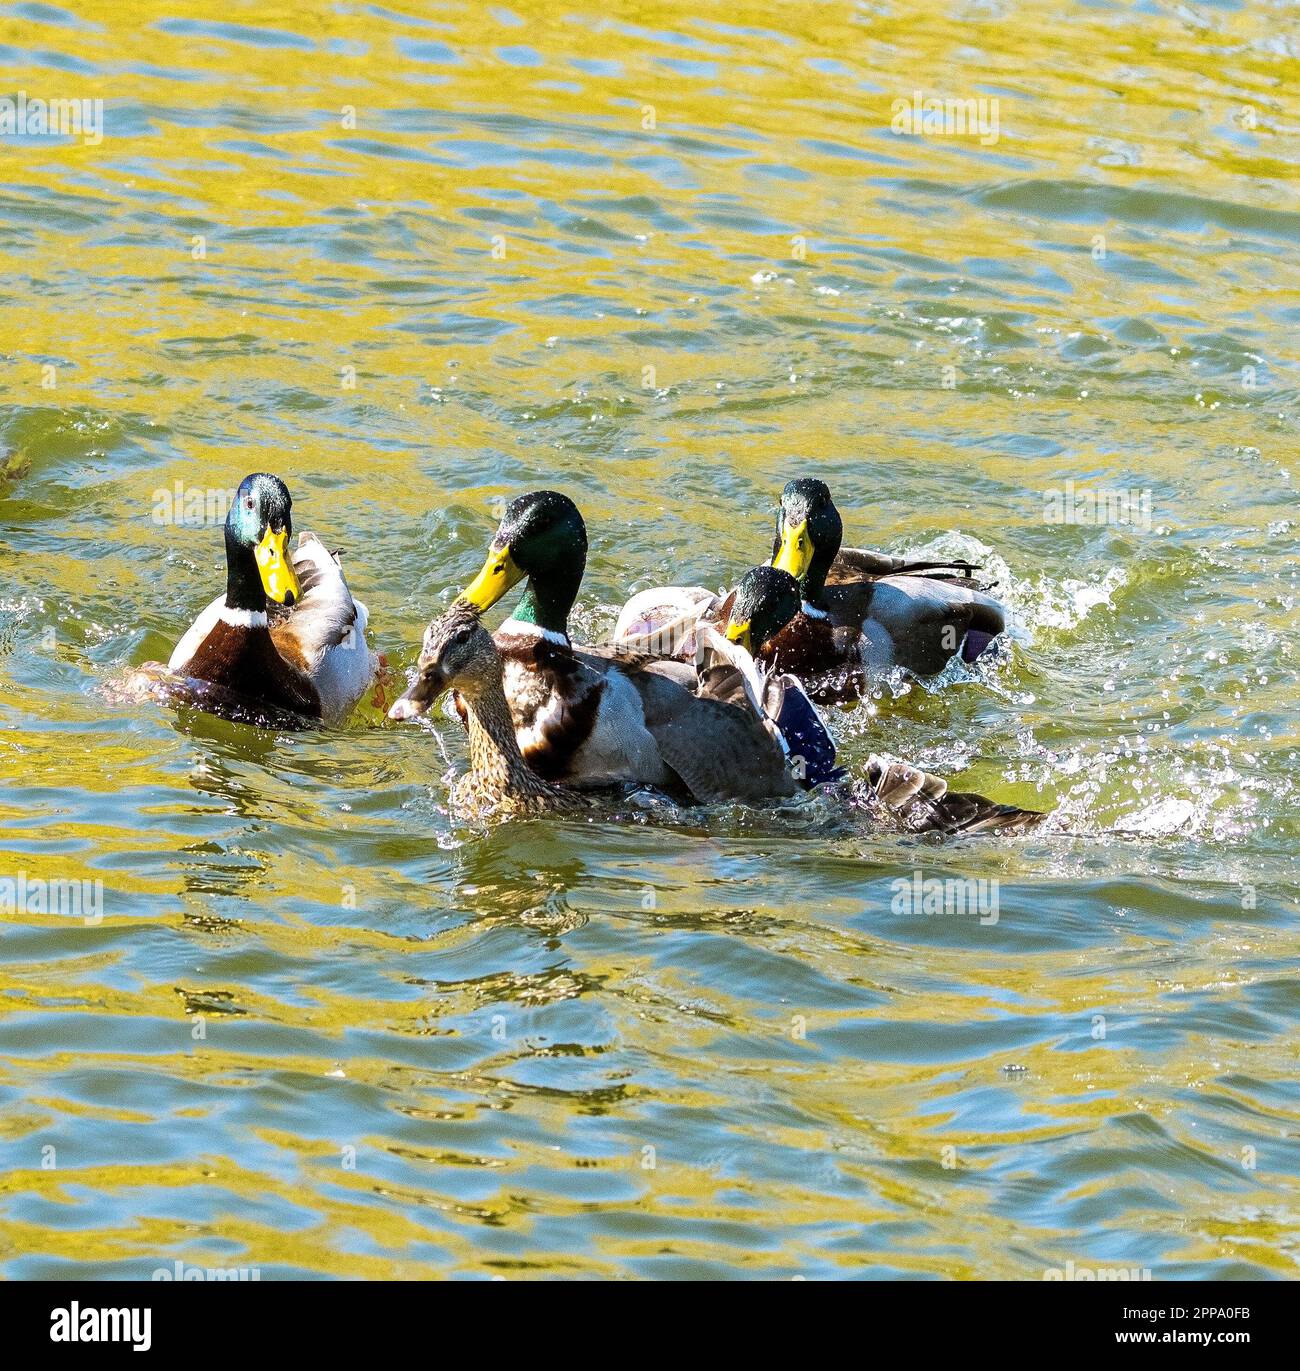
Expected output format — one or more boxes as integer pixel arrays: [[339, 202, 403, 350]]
[[389, 491, 811, 802], [159, 472, 377, 724], [458, 488, 587, 642], [701, 565, 845, 787], [765, 477, 1006, 696]]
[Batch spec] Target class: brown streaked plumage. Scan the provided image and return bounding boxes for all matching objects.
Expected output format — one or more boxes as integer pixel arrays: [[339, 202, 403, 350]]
[[388, 602, 578, 817], [864, 755, 1043, 835]]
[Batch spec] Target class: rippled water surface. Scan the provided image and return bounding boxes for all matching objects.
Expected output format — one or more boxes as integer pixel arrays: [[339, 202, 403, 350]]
[[1, 0, 1298, 1279]]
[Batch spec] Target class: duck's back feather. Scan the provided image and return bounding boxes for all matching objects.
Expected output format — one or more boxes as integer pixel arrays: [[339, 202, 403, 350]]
[[494, 629, 671, 786], [612, 585, 721, 661], [271, 532, 376, 722], [827, 546, 986, 586]]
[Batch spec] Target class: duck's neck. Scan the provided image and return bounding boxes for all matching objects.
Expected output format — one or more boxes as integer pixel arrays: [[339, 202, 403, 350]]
[[223, 531, 269, 614], [463, 679, 558, 806], [512, 563, 581, 638]]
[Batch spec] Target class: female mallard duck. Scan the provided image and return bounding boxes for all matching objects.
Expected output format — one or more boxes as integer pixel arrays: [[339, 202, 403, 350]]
[[765, 478, 1007, 694], [160, 472, 377, 725], [390, 600, 576, 818], [387, 492, 805, 803], [615, 477, 1007, 701]]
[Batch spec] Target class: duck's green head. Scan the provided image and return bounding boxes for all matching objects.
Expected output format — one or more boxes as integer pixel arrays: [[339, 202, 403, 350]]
[[460, 490, 587, 635], [771, 477, 842, 603], [224, 472, 302, 612], [725, 565, 801, 655]]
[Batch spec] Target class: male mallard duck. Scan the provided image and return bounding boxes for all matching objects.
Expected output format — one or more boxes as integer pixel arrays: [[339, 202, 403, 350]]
[[615, 477, 1007, 701], [765, 477, 1006, 695], [638, 564, 846, 788], [160, 472, 377, 725], [620, 567, 1039, 826], [387, 492, 802, 803]]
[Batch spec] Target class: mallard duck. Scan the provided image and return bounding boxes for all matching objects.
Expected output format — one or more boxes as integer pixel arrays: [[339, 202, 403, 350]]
[[387, 600, 575, 817], [387, 492, 803, 803], [630, 564, 846, 788], [159, 472, 377, 725], [766, 477, 1007, 694], [620, 569, 1041, 825], [615, 477, 1007, 701]]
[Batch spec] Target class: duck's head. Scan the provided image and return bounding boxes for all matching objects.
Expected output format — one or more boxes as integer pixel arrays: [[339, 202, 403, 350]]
[[770, 477, 842, 603], [223, 472, 302, 612], [725, 565, 802, 655], [388, 601, 500, 721], [460, 490, 587, 636]]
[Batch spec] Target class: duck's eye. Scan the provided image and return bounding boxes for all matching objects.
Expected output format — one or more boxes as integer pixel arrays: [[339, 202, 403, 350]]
[[245, 498, 255, 510]]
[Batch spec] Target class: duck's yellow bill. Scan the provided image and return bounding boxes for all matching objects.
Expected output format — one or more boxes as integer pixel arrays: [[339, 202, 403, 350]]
[[255, 526, 302, 605], [725, 618, 753, 653], [772, 518, 812, 580], [462, 544, 524, 612]]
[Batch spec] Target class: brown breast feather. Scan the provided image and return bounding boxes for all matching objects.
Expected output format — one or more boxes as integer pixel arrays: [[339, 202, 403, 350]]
[[759, 611, 841, 678], [184, 619, 322, 719]]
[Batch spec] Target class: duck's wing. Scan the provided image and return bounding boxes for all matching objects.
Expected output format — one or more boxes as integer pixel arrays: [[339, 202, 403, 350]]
[[866, 755, 1041, 834], [272, 532, 360, 665], [612, 585, 722, 661], [693, 629, 844, 787], [597, 632, 795, 803], [166, 592, 227, 674], [646, 690, 798, 802], [693, 623, 768, 716], [271, 532, 375, 721], [766, 674, 845, 785]]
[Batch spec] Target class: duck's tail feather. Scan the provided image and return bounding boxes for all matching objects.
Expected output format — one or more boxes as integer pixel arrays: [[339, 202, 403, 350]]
[[866, 755, 1043, 835], [889, 558, 982, 578]]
